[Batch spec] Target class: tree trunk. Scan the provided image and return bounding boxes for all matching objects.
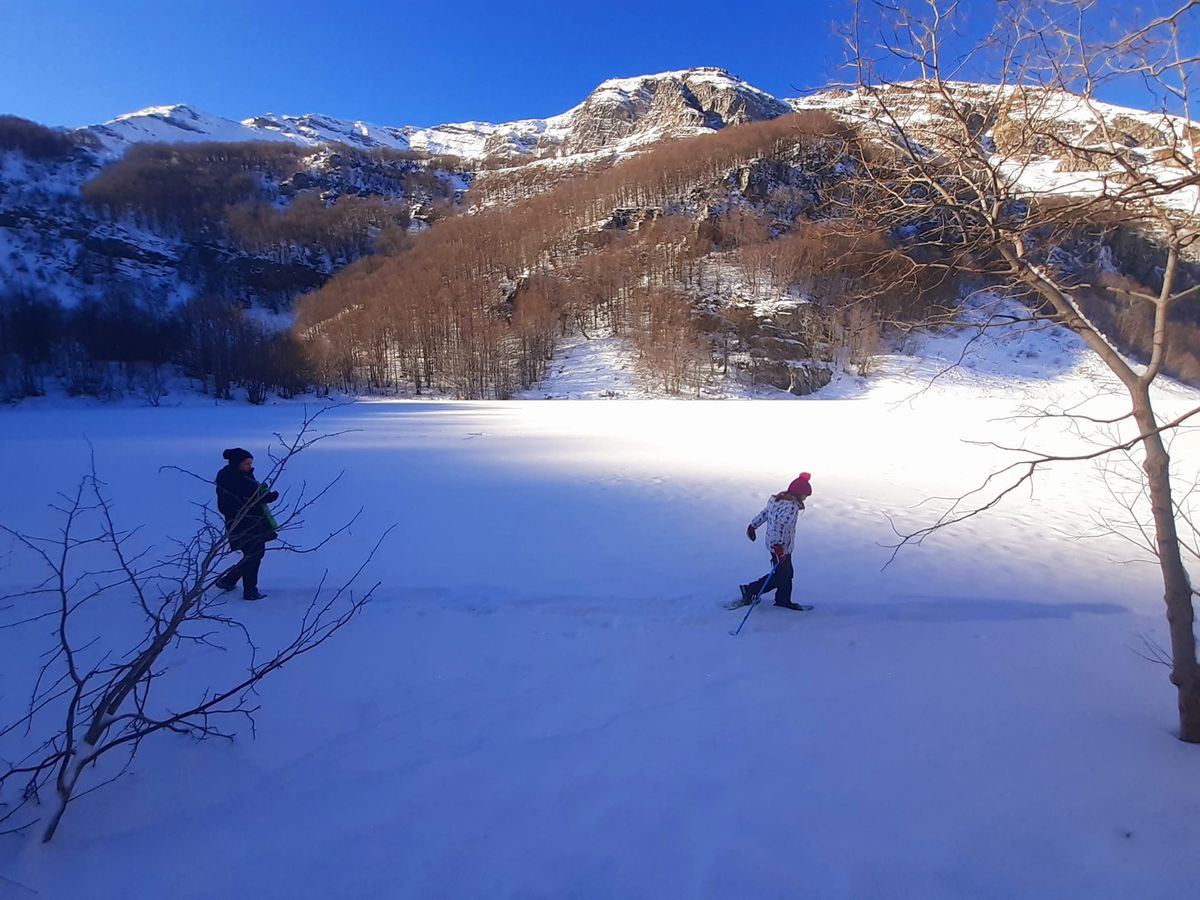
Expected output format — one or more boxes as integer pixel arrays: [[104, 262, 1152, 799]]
[[43, 744, 91, 843], [1133, 387, 1200, 742]]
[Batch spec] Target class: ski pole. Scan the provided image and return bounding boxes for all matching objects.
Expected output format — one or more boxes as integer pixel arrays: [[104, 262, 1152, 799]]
[[730, 561, 778, 637]]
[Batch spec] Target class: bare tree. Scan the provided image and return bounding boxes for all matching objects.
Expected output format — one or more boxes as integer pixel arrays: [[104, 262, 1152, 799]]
[[0, 408, 390, 840], [842, 0, 1200, 739]]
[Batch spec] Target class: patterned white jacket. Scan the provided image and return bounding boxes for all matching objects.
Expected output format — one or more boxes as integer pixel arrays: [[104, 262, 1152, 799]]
[[749, 494, 802, 556]]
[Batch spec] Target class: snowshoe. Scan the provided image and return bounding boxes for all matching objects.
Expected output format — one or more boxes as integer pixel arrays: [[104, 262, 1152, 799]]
[[773, 600, 813, 611], [724, 584, 756, 609]]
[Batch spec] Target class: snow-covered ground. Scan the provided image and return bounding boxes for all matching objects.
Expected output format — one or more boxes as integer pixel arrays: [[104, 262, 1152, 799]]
[[513, 330, 798, 400], [2, 328, 1200, 897], [515, 332, 648, 399]]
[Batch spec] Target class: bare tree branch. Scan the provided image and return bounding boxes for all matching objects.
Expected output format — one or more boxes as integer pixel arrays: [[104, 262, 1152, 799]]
[[0, 408, 392, 840]]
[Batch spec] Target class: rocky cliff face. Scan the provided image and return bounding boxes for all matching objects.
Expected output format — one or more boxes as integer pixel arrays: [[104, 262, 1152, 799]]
[[553, 68, 792, 156]]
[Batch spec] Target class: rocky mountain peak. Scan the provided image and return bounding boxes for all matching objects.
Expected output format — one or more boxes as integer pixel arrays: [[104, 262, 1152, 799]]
[[558, 68, 792, 155]]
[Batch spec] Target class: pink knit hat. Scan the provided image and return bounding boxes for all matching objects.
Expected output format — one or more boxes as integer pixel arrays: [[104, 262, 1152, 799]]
[[787, 473, 812, 497]]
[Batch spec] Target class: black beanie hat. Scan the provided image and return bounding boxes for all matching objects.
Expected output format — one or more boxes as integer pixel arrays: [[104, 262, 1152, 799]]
[[223, 447, 253, 465]]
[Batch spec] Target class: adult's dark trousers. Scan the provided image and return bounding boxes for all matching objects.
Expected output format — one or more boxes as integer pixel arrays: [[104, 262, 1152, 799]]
[[219, 541, 265, 595], [748, 553, 793, 605]]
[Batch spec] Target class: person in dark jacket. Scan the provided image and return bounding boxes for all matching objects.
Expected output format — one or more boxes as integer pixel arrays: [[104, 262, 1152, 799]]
[[214, 447, 278, 600]]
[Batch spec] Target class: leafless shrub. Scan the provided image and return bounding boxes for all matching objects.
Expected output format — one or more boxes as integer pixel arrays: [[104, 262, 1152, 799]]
[[0, 408, 389, 840]]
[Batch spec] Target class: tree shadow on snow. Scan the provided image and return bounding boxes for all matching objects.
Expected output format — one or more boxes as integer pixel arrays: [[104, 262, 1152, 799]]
[[830, 594, 1129, 622]]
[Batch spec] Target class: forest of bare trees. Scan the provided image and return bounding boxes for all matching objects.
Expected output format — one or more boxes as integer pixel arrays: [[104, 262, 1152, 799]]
[[0, 115, 93, 160], [0, 137, 464, 402], [292, 110, 937, 398], [0, 290, 311, 404]]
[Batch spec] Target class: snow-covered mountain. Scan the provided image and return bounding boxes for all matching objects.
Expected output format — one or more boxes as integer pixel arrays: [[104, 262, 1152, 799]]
[[81, 70, 1197, 187], [0, 68, 798, 315], [2, 66, 1198, 403], [81, 68, 792, 162]]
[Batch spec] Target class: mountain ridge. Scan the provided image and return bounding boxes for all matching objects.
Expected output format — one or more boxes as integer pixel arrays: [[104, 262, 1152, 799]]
[[80, 67, 793, 162]]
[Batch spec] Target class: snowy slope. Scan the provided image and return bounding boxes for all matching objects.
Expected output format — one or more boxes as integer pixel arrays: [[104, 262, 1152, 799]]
[[513, 330, 801, 400], [85, 101, 572, 160], [1, 318, 1199, 897], [87, 103, 292, 154], [89, 104, 566, 160], [792, 81, 1200, 214]]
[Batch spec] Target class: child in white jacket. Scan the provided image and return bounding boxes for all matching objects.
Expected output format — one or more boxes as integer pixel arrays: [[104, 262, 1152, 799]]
[[738, 473, 812, 610]]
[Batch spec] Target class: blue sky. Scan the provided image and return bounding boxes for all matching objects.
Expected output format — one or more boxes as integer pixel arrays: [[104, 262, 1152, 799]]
[[0, 0, 1190, 129]]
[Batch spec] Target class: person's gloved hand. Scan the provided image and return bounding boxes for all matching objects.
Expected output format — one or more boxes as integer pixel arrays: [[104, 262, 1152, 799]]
[[264, 491, 279, 504], [746, 525, 757, 542], [772, 544, 786, 563]]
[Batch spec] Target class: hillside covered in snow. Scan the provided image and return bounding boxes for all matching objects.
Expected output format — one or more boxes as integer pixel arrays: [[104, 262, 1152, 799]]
[[1, 67, 1198, 405]]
